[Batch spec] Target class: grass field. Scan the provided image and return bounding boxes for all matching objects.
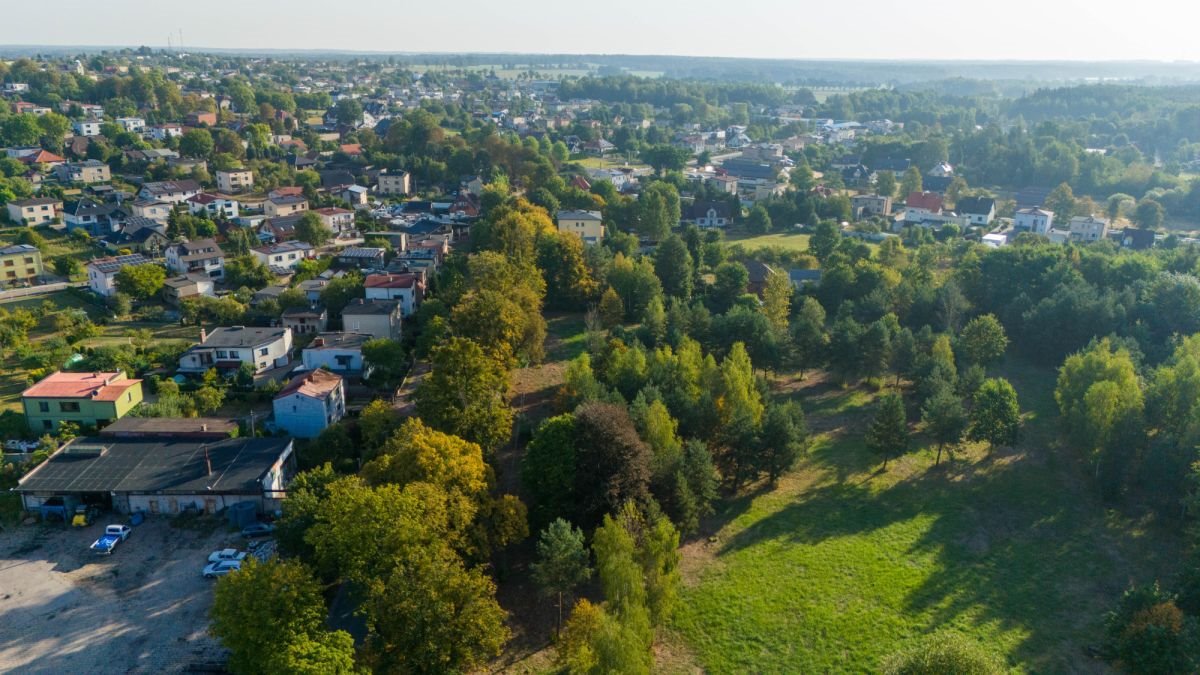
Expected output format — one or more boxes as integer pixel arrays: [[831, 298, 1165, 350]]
[[571, 156, 648, 171], [669, 360, 1180, 672], [726, 230, 813, 253]]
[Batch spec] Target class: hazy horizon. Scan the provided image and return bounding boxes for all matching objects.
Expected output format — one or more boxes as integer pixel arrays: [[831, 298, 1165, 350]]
[[4, 0, 1200, 62]]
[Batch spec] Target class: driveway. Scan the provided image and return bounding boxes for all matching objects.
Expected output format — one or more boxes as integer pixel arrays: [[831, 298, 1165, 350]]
[[0, 517, 242, 673]]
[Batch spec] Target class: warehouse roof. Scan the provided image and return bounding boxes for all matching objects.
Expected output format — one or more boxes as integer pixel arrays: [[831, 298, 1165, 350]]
[[17, 436, 292, 495]]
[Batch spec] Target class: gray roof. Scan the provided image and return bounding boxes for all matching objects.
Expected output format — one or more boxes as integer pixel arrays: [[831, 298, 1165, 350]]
[[337, 247, 386, 259], [0, 244, 41, 257], [17, 436, 291, 495], [557, 210, 603, 221], [201, 326, 289, 348], [955, 196, 996, 216], [341, 298, 399, 316], [305, 332, 372, 351]]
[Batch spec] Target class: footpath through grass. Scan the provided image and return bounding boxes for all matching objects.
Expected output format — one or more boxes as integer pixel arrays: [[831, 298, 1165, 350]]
[[670, 361, 1181, 673]]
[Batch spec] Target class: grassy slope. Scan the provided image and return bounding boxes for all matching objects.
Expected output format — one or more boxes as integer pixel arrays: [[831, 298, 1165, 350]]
[[726, 230, 813, 253], [670, 360, 1180, 673]]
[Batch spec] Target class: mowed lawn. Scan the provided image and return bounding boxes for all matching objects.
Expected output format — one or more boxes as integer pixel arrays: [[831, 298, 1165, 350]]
[[670, 360, 1181, 673]]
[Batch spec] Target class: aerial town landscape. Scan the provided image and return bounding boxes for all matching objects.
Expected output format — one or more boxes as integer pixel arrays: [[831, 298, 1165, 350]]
[[5, 5, 1200, 674]]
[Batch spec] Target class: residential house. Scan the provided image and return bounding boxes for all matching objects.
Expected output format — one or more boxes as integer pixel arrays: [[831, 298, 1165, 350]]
[[556, 210, 606, 244], [691, 201, 733, 228], [165, 239, 225, 279], [147, 124, 183, 141], [104, 218, 169, 255], [460, 175, 485, 196], [55, 160, 110, 184], [707, 175, 738, 194], [264, 195, 309, 218], [301, 332, 373, 377], [139, 180, 201, 205], [86, 254, 151, 297], [16, 148, 66, 169], [6, 197, 61, 226], [72, 120, 101, 137], [216, 169, 254, 194], [187, 193, 239, 219], [131, 199, 172, 224], [337, 184, 369, 208], [0, 244, 43, 283], [282, 306, 328, 335], [22, 371, 143, 433], [1068, 215, 1110, 242], [336, 247, 386, 269], [314, 207, 354, 233], [272, 370, 345, 439], [186, 111, 218, 127], [162, 273, 216, 305], [64, 198, 125, 236], [956, 196, 997, 226], [178, 326, 293, 374], [364, 272, 424, 316], [260, 214, 304, 243], [377, 170, 411, 196], [296, 279, 328, 303], [251, 241, 314, 271], [745, 260, 777, 296], [904, 191, 944, 216], [115, 117, 146, 133], [1014, 207, 1054, 235], [341, 298, 402, 340], [851, 194, 892, 218]]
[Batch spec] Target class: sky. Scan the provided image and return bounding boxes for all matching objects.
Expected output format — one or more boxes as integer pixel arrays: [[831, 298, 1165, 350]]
[[4, 0, 1200, 62]]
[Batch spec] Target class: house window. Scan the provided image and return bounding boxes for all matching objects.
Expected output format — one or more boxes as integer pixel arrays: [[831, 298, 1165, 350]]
[[3, 260, 12, 267], [43, 420, 52, 430], [59, 402, 80, 413], [38, 401, 49, 413], [216, 350, 228, 359], [258, 347, 269, 357]]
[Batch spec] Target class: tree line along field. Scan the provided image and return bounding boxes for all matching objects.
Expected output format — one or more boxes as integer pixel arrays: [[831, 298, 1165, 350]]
[[668, 359, 1178, 672]]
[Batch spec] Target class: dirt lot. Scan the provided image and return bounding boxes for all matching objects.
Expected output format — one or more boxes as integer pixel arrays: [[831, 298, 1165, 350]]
[[0, 516, 244, 673]]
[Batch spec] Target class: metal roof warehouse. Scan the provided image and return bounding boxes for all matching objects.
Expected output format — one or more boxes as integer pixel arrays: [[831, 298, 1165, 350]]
[[15, 435, 295, 517]]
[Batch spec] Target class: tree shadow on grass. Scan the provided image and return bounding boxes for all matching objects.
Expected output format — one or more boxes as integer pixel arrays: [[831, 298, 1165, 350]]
[[714, 444, 1178, 671]]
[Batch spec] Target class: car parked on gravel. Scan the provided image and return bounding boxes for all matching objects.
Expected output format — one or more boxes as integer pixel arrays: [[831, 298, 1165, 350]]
[[202, 560, 242, 579], [206, 548, 247, 564]]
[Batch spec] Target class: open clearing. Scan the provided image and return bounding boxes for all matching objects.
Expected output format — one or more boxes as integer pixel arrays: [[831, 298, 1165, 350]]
[[726, 230, 813, 253], [0, 517, 241, 674], [669, 361, 1179, 672]]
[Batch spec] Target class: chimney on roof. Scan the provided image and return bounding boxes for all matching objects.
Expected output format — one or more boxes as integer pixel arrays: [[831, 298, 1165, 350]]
[[199, 327, 207, 343]]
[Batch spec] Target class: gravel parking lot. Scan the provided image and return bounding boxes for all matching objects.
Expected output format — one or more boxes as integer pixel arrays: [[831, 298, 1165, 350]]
[[0, 516, 245, 673]]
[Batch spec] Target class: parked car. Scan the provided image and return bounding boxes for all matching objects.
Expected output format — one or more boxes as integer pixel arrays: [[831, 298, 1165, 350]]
[[241, 523, 276, 539], [4, 439, 39, 452], [202, 560, 242, 578], [90, 524, 132, 555], [207, 548, 247, 564]]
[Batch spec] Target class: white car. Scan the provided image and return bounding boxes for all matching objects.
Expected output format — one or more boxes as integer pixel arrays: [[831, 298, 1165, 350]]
[[207, 548, 247, 564], [202, 560, 242, 578]]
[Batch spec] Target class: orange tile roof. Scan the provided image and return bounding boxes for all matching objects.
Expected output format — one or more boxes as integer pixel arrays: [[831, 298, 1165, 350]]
[[23, 371, 142, 401], [276, 369, 343, 400]]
